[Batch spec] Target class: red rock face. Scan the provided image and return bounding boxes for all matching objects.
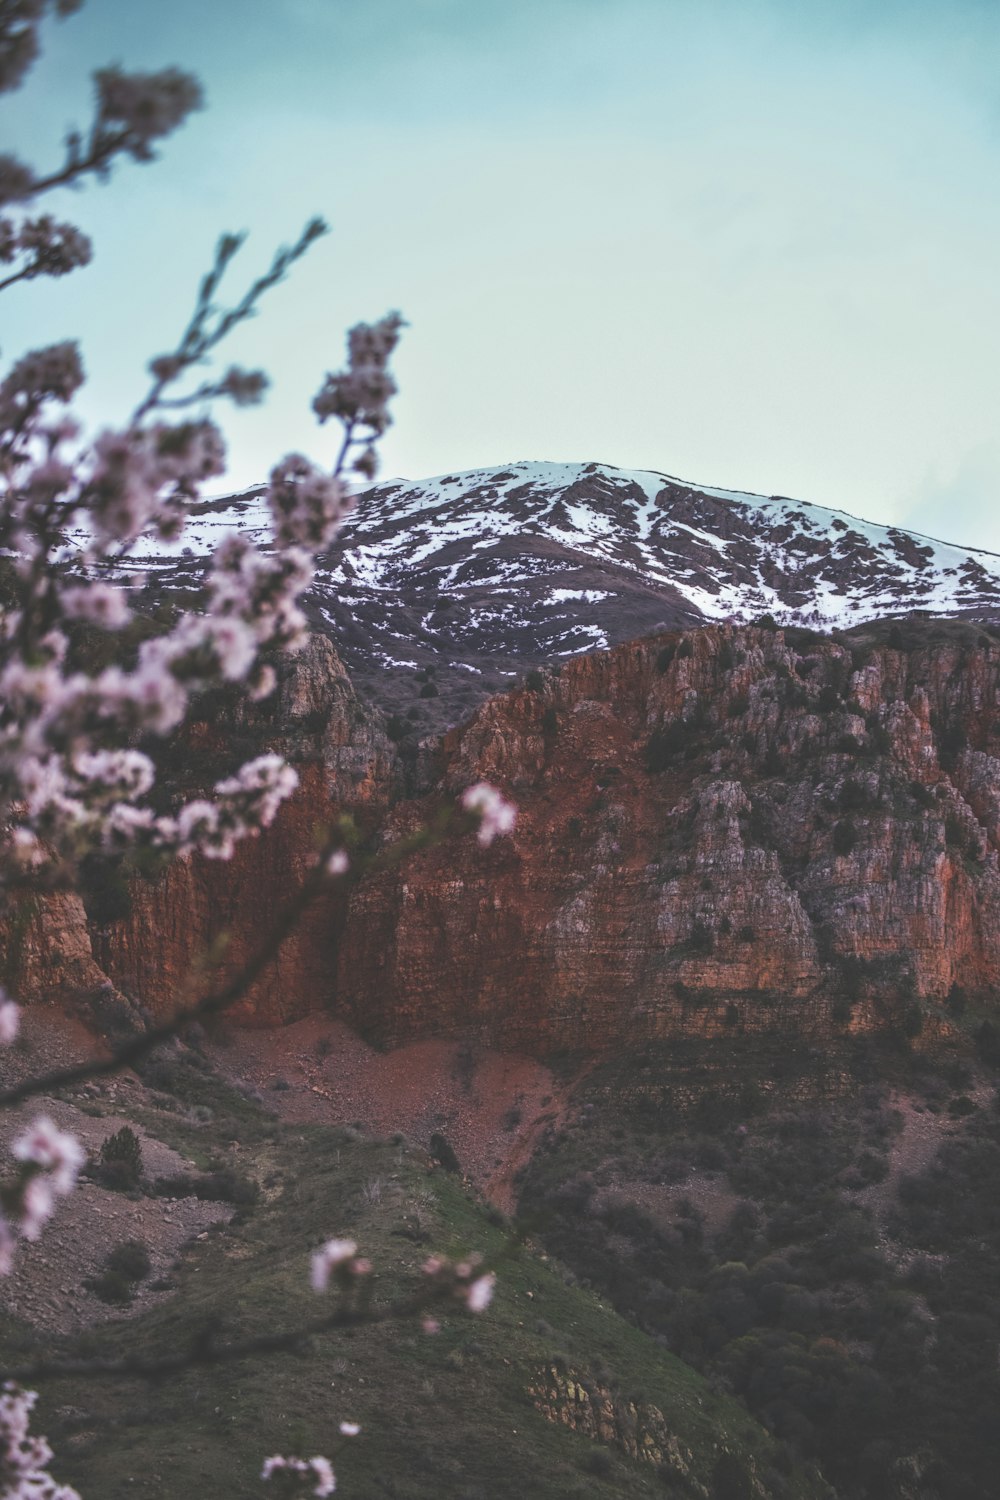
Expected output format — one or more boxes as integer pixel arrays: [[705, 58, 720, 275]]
[[335, 623, 1000, 1053], [90, 636, 397, 1026], [11, 624, 1000, 1056]]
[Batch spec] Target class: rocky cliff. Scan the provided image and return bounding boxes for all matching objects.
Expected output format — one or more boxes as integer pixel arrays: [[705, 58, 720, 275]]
[[13, 619, 1000, 1057], [334, 617, 1000, 1053], [14, 636, 398, 1027]]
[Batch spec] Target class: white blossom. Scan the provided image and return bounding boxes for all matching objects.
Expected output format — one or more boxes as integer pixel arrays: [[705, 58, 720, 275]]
[[464, 1271, 496, 1313], [311, 1238, 358, 1292], [0, 1384, 81, 1500], [0, 996, 19, 1046], [460, 782, 517, 847], [12, 1117, 84, 1195]]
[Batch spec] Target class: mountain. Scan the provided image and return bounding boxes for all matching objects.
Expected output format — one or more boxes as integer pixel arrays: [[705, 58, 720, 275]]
[[138, 460, 1000, 730]]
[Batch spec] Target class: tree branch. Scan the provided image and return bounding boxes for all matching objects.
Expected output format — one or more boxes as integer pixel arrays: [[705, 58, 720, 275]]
[[0, 806, 458, 1109]]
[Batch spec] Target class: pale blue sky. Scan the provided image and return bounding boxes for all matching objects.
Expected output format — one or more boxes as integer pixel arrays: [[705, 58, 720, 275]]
[[3, 0, 999, 549]]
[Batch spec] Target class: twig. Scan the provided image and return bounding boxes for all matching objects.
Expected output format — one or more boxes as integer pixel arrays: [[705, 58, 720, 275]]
[[1, 1236, 523, 1384], [0, 805, 460, 1108]]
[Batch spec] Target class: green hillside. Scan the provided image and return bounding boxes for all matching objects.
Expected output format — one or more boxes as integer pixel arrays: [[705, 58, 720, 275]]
[[1, 1061, 829, 1500]]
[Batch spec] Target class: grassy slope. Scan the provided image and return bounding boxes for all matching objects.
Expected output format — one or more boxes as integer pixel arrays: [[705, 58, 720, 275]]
[[2, 1064, 828, 1500]]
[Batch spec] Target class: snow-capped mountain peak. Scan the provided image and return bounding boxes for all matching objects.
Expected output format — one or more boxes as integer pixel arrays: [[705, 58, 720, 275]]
[[139, 460, 1000, 727]]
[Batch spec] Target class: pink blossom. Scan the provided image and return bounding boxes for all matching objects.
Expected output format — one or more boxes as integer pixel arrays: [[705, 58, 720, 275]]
[[338, 1421, 360, 1437], [18, 1175, 55, 1241], [307, 1457, 336, 1496], [464, 1272, 496, 1313], [460, 783, 517, 847], [261, 1453, 336, 1496], [95, 65, 203, 152], [0, 1383, 81, 1500], [12, 1117, 85, 1194], [0, 997, 19, 1046], [310, 1238, 358, 1292], [267, 454, 349, 550], [326, 850, 349, 877], [60, 581, 131, 628]]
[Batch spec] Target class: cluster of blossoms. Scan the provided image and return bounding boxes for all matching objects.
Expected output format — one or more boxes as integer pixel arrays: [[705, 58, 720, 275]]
[[0, 1383, 80, 1500], [0, 310, 402, 875], [0, 1, 83, 98], [312, 313, 405, 480], [0, 1108, 85, 1275], [261, 1453, 337, 1497], [420, 1253, 496, 1324], [460, 782, 517, 847], [310, 1237, 371, 1293], [0, 213, 92, 292]]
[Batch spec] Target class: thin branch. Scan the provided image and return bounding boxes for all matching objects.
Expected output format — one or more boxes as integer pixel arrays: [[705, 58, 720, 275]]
[[0, 1236, 522, 1384], [13, 130, 131, 203], [1, 1297, 417, 1383], [0, 808, 459, 1109], [0, 264, 34, 295], [130, 220, 328, 426], [0, 834, 335, 1107]]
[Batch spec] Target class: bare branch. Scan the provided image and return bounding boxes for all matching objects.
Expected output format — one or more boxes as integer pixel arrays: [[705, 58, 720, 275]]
[[0, 807, 457, 1109]]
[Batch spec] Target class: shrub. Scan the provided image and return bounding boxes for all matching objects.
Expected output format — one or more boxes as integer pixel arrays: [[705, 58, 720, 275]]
[[525, 669, 545, 692], [153, 1168, 259, 1205], [429, 1133, 461, 1173], [106, 1239, 152, 1282], [656, 643, 677, 673], [88, 1268, 135, 1305], [96, 1126, 143, 1191]]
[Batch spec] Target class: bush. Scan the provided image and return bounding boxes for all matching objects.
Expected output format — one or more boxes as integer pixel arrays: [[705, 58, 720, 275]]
[[153, 1168, 259, 1205], [96, 1126, 143, 1191], [88, 1268, 135, 1305], [525, 669, 545, 692], [106, 1239, 152, 1281], [429, 1133, 461, 1173]]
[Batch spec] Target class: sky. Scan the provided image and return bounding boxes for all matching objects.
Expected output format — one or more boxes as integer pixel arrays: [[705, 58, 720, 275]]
[[2, 0, 999, 550]]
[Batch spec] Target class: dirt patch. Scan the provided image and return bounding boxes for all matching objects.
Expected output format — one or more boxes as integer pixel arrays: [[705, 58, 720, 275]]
[[0, 1007, 232, 1337], [206, 1016, 579, 1212]]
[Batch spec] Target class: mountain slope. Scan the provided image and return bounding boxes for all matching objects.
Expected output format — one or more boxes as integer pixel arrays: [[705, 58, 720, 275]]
[[137, 460, 1000, 729]]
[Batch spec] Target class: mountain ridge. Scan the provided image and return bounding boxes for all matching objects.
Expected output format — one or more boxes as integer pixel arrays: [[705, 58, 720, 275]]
[[134, 460, 1000, 733]]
